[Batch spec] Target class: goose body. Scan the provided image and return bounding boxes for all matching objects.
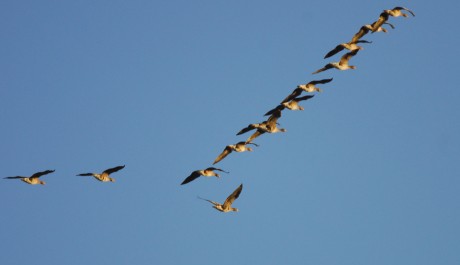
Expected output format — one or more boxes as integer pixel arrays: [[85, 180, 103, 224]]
[[282, 78, 332, 103], [246, 109, 286, 143], [264, 95, 314, 116], [198, 184, 243, 212], [3, 170, 55, 185], [324, 40, 371, 59], [384, 6, 415, 18], [181, 167, 229, 185], [312, 50, 359, 74], [77, 165, 125, 182], [213, 142, 258, 165]]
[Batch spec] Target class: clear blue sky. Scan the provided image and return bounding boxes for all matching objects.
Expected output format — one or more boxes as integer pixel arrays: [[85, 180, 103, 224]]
[[1, 1, 459, 264]]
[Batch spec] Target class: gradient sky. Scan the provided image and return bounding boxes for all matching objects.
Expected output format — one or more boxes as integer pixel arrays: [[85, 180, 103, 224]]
[[1, 1, 459, 265]]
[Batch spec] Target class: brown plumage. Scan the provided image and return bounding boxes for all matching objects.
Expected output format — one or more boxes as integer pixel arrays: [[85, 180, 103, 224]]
[[77, 165, 125, 182], [198, 184, 243, 212], [180, 167, 229, 185], [3, 170, 55, 185]]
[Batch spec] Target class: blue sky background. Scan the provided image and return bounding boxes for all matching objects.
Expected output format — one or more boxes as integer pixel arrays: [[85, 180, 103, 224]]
[[1, 1, 459, 264]]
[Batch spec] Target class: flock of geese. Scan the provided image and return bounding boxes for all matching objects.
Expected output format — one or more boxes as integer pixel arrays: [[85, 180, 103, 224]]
[[4, 6, 414, 213], [179, 6, 415, 213]]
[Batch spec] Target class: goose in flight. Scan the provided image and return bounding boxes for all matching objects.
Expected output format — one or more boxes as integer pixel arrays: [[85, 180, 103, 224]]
[[213, 142, 258, 165], [384, 6, 415, 18], [245, 109, 286, 143], [324, 40, 371, 59], [77, 165, 125, 182], [3, 170, 55, 185], [282, 78, 333, 103], [312, 49, 359, 74], [198, 183, 243, 212], [264, 95, 314, 116], [371, 7, 410, 32], [350, 22, 394, 43], [181, 167, 229, 185]]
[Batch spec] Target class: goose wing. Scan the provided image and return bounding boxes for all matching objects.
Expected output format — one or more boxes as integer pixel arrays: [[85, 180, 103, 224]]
[[267, 109, 281, 127], [264, 104, 284, 116], [371, 12, 389, 32], [324, 44, 345, 59], [384, 22, 395, 29], [394, 6, 415, 16], [295, 95, 315, 102], [339, 49, 359, 66], [246, 130, 264, 144], [206, 167, 229, 173], [223, 184, 243, 209], [237, 124, 258, 135], [308, 78, 333, 85], [351, 25, 370, 43], [312, 64, 334, 74], [180, 170, 202, 185], [77, 173, 95, 176], [281, 88, 302, 104], [3, 176, 24, 179], [103, 165, 125, 175], [213, 146, 232, 165], [30, 170, 55, 179], [197, 196, 220, 207]]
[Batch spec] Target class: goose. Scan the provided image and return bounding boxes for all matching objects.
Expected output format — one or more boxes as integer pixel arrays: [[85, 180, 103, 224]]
[[281, 78, 333, 103], [213, 142, 258, 165], [312, 49, 359, 74], [181, 167, 229, 185], [3, 170, 55, 185], [350, 22, 394, 42], [264, 95, 314, 116], [384, 6, 415, 18], [198, 183, 243, 212], [324, 40, 372, 59], [246, 109, 286, 143], [77, 165, 125, 182]]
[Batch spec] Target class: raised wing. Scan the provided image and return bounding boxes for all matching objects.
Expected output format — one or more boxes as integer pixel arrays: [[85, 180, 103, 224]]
[[371, 12, 389, 32], [180, 170, 201, 185], [395, 7, 415, 16], [308, 78, 333, 86], [213, 146, 232, 165], [351, 25, 371, 43], [30, 170, 55, 179], [246, 130, 264, 144], [237, 124, 259, 135], [324, 44, 345, 59], [264, 104, 285, 116], [103, 165, 125, 175], [223, 184, 243, 209], [281, 88, 302, 104], [295, 95, 315, 102], [339, 49, 359, 65]]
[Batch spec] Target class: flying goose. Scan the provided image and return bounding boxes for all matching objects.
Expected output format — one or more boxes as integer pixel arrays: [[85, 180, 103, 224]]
[[3, 170, 55, 185], [350, 22, 394, 42], [245, 109, 286, 143], [77, 165, 125, 182], [372, 7, 413, 32], [384, 6, 415, 18], [181, 167, 229, 185], [213, 142, 258, 165], [198, 183, 243, 212], [264, 95, 314, 116], [312, 49, 359, 74], [324, 40, 372, 59], [281, 78, 333, 103]]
